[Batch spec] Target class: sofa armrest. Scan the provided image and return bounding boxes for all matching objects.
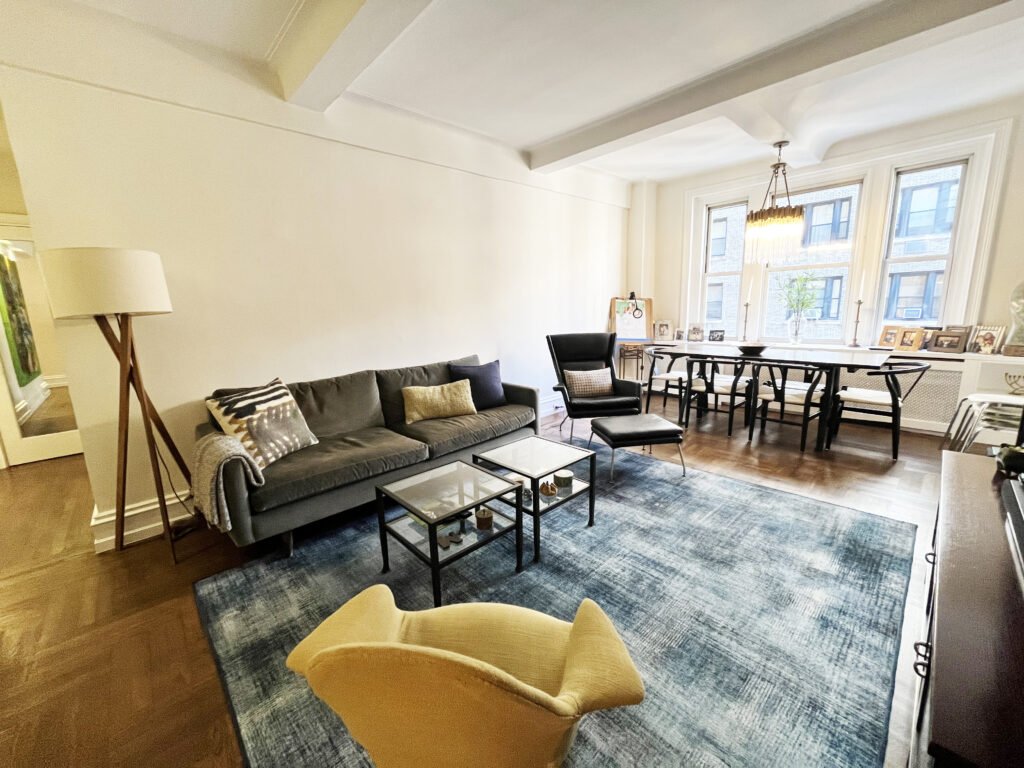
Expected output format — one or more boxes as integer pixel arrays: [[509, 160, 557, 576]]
[[221, 458, 257, 546], [195, 421, 218, 441], [503, 382, 541, 434], [613, 378, 642, 399]]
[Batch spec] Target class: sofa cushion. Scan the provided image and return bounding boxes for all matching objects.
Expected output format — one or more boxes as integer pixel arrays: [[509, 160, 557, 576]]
[[249, 427, 428, 513], [289, 370, 385, 437], [205, 378, 318, 469], [393, 404, 535, 458], [376, 355, 479, 426], [449, 360, 507, 410], [403, 379, 477, 424]]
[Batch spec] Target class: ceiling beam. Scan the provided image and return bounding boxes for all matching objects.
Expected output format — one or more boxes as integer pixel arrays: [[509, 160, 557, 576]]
[[527, 0, 1019, 172], [270, 0, 432, 112]]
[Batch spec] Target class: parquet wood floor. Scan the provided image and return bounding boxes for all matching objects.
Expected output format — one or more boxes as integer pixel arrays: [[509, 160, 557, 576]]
[[0, 400, 943, 767]]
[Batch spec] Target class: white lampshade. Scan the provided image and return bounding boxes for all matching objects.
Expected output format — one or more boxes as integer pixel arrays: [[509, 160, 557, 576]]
[[40, 248, 172, 319]]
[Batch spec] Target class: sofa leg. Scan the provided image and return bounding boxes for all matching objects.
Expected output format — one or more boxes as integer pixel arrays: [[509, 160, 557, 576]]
[[281, 530, 294, 558]]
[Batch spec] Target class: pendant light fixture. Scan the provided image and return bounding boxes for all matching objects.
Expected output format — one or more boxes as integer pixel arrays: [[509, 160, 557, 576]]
[[744, 140, 805, 266]]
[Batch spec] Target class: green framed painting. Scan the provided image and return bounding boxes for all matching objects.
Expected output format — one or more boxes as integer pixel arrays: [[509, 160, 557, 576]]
[[0, 244, 42, 387]]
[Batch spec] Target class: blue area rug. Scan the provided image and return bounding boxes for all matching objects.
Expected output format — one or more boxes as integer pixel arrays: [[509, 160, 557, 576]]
[[195, 448, 915, 767]]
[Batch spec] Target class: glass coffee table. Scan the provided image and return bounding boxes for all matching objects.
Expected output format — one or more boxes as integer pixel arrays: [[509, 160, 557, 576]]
[[473, 436, 596, 563], [376, 461, 523, 607]]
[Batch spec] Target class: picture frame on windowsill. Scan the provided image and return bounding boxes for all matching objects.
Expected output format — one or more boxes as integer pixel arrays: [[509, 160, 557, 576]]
[[895, 328, 925, 352], [969, 325, 1006, 354], [930, 330, 969, 354]]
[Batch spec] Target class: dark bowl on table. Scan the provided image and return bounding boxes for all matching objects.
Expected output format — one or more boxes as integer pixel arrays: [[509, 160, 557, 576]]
[[737, 344, 768, 355]]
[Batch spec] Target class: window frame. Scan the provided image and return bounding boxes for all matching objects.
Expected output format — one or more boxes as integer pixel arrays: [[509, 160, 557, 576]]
[[698, 202, 747, 339]]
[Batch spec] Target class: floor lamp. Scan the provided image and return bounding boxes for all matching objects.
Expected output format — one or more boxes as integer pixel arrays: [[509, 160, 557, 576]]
[[41, 248, 194, 561]]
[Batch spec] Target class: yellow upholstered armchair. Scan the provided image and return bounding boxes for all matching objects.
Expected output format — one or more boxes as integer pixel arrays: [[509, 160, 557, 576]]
[[286, 584, 645, 768]]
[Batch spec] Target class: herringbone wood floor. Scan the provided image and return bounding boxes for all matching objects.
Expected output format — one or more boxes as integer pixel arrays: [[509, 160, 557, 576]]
[[0, 401, 943, 767]]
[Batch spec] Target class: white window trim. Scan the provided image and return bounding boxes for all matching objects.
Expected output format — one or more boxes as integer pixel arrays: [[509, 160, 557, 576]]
[[678, 119, 1013, 343]]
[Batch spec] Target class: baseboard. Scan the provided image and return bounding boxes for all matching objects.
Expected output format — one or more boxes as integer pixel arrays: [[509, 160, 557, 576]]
[[540, 394, 564, 417], [91, 494, 195, 553], [43, 374, 69, 388]]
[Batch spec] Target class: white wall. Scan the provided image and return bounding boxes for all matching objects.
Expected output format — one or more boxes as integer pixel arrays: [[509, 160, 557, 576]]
[[0, 1, 630, 514], [651, 96, 1024, 333]]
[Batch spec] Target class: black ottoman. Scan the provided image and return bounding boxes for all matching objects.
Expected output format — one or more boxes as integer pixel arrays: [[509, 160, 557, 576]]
[[588, 414, 686, 480]]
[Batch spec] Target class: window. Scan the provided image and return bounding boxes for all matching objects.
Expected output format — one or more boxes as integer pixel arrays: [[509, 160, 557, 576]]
[[881, 162, 965, 324], [709, 218, 727, 258], [701, 203, 745, 337], [803, 198, 851, 246], [763, 182, 861, 341], [706, 283, 724, 320]]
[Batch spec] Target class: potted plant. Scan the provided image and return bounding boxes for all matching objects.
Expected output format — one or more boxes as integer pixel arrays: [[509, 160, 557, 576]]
[[782, 273, 817, 344]]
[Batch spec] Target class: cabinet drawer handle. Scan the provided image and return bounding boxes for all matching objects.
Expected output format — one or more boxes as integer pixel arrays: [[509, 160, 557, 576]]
[[913, 660, 930, 679], [924, 552, 936, 564], [913, 641, 931, 659]]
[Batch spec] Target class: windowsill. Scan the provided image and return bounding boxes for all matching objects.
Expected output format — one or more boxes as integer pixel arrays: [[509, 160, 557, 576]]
[[654, 339, 1024, 363]]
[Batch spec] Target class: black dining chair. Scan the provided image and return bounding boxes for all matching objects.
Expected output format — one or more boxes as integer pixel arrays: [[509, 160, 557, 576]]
[[682, 357, 755, 436], [825, 361, 930, 460], [546, 332, 642, 442], [749, 363, 826, 451], [644, 347, 689, 415]]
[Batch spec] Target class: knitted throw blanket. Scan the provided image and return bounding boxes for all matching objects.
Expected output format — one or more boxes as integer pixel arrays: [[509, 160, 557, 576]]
[[192, 433, 264, 532]]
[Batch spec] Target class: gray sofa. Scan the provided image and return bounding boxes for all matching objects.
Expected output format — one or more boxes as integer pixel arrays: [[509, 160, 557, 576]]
[[197, 355, 540, 548]]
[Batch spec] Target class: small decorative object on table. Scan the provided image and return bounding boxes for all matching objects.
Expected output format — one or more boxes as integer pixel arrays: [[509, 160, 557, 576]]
[[475, 507, 493, 530], [708, 329, 726, 342], [1007, 373, 1024, 396], [553, 469, 573, 494], [737, 343, 767, 356], [539, 480, 558, 498]]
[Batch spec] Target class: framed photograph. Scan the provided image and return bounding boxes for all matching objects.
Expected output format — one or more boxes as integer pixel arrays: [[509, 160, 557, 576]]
[[969, 325, 1006, 354], [673, 328, 687, 341], [895, 328, 924, 351], [920, 326, 942, 350], [707, 329, 726, 342], [653, 319, 673, 341], [877, 325, 902, 347], [686, 324, 705, 342], [930, 330, 968, 354]]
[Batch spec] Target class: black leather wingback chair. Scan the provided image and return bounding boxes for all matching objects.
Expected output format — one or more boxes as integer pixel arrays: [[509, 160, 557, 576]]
[[546, 332, 642, 442]]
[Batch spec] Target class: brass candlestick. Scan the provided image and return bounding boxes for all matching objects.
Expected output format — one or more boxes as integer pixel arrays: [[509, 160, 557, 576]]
[[851, 299, 864, 347], [741, 302, 751, 341]]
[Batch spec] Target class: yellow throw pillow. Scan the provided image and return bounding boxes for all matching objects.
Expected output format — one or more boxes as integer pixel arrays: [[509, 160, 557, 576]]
[[402, 379, 477, 424]]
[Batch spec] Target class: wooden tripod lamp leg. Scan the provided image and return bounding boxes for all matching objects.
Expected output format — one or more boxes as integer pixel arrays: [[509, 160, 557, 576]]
[[113, 314, 133, 551]]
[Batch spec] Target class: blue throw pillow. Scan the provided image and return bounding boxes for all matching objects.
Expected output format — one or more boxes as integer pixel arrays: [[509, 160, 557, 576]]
[[448, 360, 506, 410]]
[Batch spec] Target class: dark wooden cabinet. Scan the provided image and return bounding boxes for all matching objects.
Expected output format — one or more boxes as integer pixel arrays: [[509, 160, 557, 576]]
[[911, 452, 1024, 767]]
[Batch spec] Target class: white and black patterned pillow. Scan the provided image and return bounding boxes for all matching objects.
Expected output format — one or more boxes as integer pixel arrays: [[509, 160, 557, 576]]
[[563, 368, 614, 398], [206, 378, 318, 469]]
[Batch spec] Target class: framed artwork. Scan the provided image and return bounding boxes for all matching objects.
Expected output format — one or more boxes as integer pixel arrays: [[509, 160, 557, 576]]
[[877, 325, 902, 347], [930, 330, 968, 354], [608, 297, 654, 340], [686, 324, 705, 342], [969, 325, 1006, 354], [895, 328, 924, 351], [653, 319, 673, 341], [0, 244, 42, 387], [708, 329, 726, 342], [673, 329, 687, 341]]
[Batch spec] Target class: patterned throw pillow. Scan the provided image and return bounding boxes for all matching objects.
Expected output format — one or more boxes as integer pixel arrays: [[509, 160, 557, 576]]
[[206, 378, 318, 469], [563, 368, 614, 398], [402, 379, 477, 424]]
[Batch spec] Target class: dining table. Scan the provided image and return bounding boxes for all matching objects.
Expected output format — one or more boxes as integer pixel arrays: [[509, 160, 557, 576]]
[[649, 343, 893, 451]]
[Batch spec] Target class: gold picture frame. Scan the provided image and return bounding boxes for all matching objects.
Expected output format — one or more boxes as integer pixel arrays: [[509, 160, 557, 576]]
[[895, 327, 924, 351], [877, 325, 902, 347]]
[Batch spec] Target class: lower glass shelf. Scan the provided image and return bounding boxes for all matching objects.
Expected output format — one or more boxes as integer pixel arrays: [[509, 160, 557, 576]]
[[386, 505, 517, 564]]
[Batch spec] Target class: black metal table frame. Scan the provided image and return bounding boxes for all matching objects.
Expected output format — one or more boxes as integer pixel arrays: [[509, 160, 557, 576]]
[[376, 463, 523, 607], [473, 441, 596, 563], [652, 345, 892, 452]]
